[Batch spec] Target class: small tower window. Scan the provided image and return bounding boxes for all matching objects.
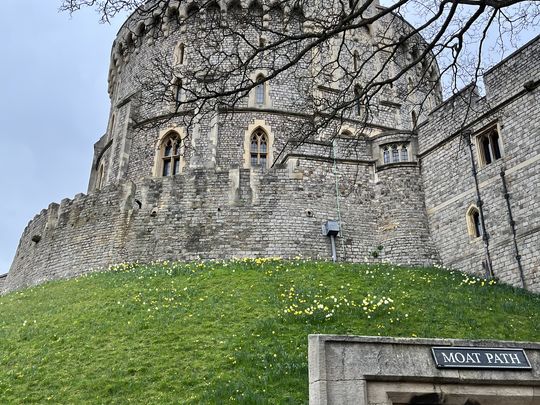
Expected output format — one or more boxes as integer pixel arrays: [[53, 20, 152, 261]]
[[160, 132, 183, 176], [250, 129, 269, 167], [353, 51, 359, 71], [466, 205, 483, 238], [174, 43, 185, 66], [255, 75, 266, 105], [354, 84, 363, 115]]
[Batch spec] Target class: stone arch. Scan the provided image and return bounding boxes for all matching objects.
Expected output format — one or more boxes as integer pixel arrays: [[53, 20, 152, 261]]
[[466, 204, 482, 239], [339, 124, 358, 138]]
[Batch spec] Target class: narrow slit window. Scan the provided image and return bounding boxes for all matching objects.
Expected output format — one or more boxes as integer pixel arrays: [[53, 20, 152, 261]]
[[255, 75, 265, 105], [174, 43, 185, 65], [354, 85, 363, 115]]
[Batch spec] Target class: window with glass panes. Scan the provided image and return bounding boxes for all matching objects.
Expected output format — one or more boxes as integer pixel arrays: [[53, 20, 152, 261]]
[[250, 129, 268, 167], [161, 133, 182, 176]]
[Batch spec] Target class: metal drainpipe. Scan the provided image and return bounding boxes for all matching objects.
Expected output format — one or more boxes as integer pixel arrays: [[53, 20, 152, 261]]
[[330, 234, 337, 262], [332, 139, 346, 260], [463, 131, 494, 279], [500, 168, 526, 288]]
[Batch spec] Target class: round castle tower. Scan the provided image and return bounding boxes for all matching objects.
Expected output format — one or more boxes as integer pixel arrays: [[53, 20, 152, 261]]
[[4, 0, 442, 292]]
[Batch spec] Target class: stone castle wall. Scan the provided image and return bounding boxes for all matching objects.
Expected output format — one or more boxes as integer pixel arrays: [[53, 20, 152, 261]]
[[4, 156, 437, 293], [4, 0, 539, 294], [418, 36, 540, 292]]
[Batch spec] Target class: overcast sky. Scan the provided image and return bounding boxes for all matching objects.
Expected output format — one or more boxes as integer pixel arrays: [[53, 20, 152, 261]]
[[0, 1, 537, 275], [0, 1, 124, 274]]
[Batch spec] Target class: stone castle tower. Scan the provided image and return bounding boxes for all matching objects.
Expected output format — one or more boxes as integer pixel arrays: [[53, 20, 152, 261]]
[[2, 0, 539, 293]]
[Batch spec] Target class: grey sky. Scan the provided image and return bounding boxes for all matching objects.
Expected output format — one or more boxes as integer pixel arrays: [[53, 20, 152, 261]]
[[0, 1, 537, 275], [0, 1, 124, 274]]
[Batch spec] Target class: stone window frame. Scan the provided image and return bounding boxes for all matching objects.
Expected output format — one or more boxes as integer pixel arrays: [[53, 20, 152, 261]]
[[381, 142, 410, 165], [466, 204, 483, 239], [153, 127, 187, 177], [243, 120, 275, 169], [248, 70, 272, 108], [250, 129, 269, 167], [173, 42, 186, 66], [475, 122, 503, 168]]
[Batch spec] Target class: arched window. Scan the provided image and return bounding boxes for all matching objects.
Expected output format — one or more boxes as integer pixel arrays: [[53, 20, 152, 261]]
[[160, 132, 183, 176], [174, 43, 185, 65], [400, 145, 409, 161], [255, 75, 266, 105], [250, 129, 269, 167], [466, 206, 483, 238]]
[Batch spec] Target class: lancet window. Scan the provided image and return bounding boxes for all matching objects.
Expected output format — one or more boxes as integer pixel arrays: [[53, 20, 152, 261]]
[[466, 205, 483, 238], [255, 75, 266, 105]]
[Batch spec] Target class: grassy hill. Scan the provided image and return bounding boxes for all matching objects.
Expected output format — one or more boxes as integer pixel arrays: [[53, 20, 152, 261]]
[[0, 259, 538, 403]]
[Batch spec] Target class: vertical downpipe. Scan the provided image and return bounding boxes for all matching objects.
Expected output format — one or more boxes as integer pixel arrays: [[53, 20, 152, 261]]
[[332, 139, 345, 260], [500, 169, 526, 288], [330, 235, 337, 262]]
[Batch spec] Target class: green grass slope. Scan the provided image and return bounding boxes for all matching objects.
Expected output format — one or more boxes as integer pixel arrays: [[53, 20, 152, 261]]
[[0, 259, 539, 403]]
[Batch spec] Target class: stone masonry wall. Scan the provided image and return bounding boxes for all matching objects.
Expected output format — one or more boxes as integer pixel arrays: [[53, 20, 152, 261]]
[[418, 36, 540, 292], [4, 156, 437, 293]]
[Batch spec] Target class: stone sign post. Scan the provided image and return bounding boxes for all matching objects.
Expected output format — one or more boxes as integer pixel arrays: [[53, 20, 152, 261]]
[[308, 335, 540, 405]]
